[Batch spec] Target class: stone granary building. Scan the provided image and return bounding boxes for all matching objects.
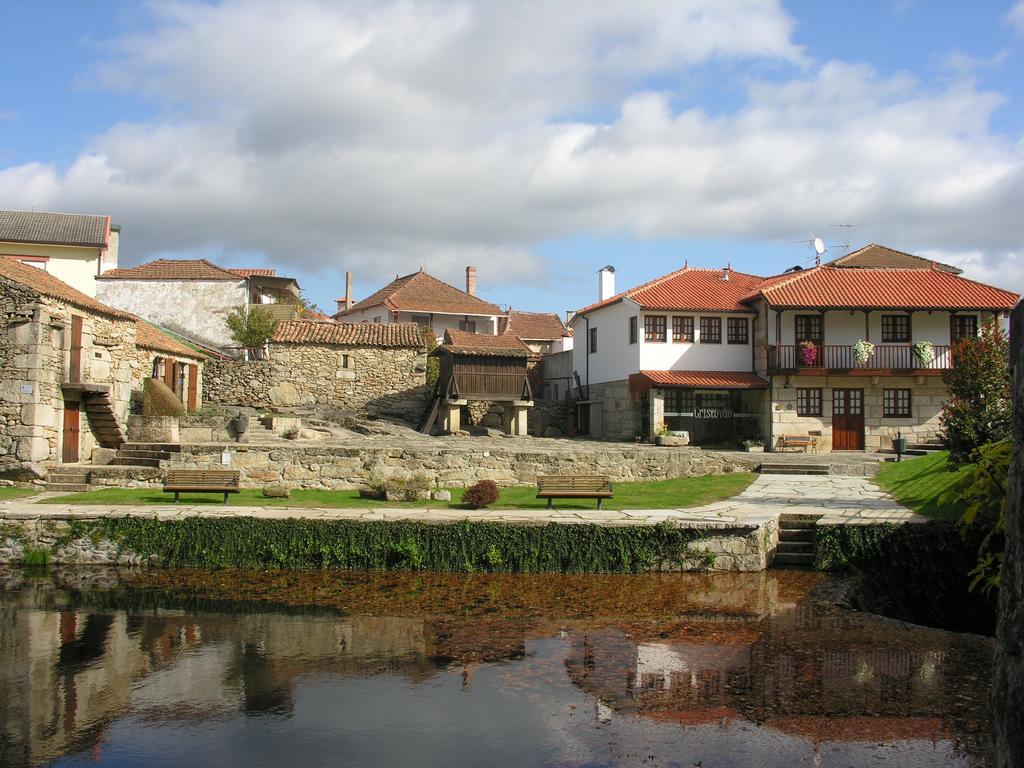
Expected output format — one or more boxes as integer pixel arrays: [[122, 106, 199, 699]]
[[202, 320, 430, 422], [96, 258, 301, 353], [0, 256, 204, 474]]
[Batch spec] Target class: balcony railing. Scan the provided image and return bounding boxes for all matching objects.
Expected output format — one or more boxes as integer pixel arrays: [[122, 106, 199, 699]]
[[247, 303, 299, 321], [768, 344, 953, 372]]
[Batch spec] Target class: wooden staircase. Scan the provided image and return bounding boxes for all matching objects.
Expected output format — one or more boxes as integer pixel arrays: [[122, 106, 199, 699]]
[[773, 514, 818, 568]]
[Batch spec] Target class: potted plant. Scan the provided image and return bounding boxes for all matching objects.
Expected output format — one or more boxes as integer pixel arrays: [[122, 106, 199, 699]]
[[742, 438, 765, 453], [911, 341, 935, 367], [799, 340, 819, 366], [851, 339, 874, 366], [655, 424, 686, 447]]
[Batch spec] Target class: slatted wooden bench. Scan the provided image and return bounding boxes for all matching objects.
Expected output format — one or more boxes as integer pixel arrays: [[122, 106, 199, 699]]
[[778, 434, 816, 453], [163, 469, 241, 503], [536, 475, 614, 509]]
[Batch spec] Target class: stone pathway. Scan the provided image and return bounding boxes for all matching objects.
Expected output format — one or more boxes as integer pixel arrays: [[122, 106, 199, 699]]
[[1, 475, 923, 527]]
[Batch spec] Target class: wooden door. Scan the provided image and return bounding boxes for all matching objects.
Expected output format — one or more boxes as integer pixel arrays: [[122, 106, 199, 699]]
[[164, 359, 176, 392], [62, 402, 80, 463], [795, 314, 824, 367], [832, 389, 864, 450], [69, 315, 83, 383], [187, 364, 198, 410]]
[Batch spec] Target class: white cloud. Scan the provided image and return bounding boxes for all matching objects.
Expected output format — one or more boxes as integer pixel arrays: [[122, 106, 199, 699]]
[[0, 0, 1022, 299], [1008, 1, 1024, 35]]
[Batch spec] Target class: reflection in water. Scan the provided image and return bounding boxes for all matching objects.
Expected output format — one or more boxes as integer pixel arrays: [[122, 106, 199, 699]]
[[0, 567, 992, 767]]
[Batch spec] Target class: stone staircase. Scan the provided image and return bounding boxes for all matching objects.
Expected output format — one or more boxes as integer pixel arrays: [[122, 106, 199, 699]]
[[773, 515, 818, 568], [759, 462, 830, 476], [110, 442, 180, 468], [242, 421, 283, 444], [45, 466, 92, 493], [82, 391, 126, 448], [878, 437, 945, 459]]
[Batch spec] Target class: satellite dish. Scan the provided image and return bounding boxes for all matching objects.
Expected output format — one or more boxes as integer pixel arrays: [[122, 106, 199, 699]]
[[813, 237, 826, 255]]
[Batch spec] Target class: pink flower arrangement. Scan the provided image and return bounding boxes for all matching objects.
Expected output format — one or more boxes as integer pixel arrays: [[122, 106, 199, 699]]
[[799, 340, 819, 366]]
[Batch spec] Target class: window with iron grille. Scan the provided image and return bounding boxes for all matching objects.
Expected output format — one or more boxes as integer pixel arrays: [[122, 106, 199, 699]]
[[589, 327, 598, 353], [883, 388, 912, 417], [672, 316, 694, 342], [700, 317, 721, 344], [645, 315, 667, 342], [727, 317, 749, 344], [664, 389, 695, 414], [628, 316, 637, 344], [881, 315, 911, 343], [796, 388, 822, 417]]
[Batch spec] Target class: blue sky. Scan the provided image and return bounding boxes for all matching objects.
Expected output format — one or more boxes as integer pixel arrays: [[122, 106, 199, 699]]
[[1, 0, 1022, 315]]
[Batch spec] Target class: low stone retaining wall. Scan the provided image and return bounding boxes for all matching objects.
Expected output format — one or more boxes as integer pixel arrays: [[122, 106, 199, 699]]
[[0, 513, 776, 572], [164, 442, 759, 490]]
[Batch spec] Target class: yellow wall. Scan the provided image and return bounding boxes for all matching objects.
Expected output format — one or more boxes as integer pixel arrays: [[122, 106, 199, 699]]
[[0, 242, 102, 297]]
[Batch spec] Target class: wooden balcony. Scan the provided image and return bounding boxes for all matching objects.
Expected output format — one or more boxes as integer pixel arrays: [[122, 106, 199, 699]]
[[768, 344, 953, 375], [247, 303, 299, 321]]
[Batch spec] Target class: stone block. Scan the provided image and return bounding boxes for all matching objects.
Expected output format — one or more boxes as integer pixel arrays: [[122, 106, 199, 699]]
[[16, 436, 50, 463], [180, 426, 213, 442], [431, 489, 452, 501], [91, 447, 117, 466], [20, 403, 55, 427], [262, 485, 290, 498]]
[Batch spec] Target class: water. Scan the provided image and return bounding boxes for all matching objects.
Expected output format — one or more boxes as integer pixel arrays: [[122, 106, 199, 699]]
[[0, 567, 993, 768]]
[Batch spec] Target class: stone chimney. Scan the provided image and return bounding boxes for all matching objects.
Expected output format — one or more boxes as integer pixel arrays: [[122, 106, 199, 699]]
[[335, 271, 355, 315], [598, 265, 616, 301], [466, 266, 477, 296]]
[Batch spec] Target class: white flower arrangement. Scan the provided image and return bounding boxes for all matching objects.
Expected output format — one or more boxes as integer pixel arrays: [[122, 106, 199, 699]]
[[911, 341, 935, 366], [851, 339, 874, 365]]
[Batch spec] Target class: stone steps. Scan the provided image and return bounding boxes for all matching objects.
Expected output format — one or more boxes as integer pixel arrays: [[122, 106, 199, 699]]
[[759, 463, 830, 476], [773, 515, 818, 569], [45, 482, 91, 493], [45, 467, 91, 493]]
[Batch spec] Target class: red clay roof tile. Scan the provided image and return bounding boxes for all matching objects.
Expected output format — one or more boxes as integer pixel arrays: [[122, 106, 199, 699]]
[[438, 329, 532, 357], [338, 270, 503, 317], [0, 256, 135, 319], [504, 310, 569, 340], [100, 259, 258, 281], [271, 320, 425, 347], [576, 268, 764, 315], [630, 370, 769, 390], [135, 321, 206, 359]]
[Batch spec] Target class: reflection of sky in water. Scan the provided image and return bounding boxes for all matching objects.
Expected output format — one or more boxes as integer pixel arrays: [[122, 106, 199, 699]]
[[0, 569, 989, 768]]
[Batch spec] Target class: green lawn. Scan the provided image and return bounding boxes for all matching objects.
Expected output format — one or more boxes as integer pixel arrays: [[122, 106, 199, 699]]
[[874, 451, 972, 520], [39, 473, 756, 510], [0, 487, 38, 501]]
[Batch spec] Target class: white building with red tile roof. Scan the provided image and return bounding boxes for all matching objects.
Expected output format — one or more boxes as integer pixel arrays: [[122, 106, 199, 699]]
[[569, 249, 1018, 451]]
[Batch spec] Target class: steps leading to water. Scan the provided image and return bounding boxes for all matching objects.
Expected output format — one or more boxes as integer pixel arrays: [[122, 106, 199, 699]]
[[773, 514, 819, 568]]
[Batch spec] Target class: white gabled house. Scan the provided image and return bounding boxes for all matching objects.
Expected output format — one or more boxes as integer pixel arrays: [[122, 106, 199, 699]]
[[570, 245, 1019, 452]]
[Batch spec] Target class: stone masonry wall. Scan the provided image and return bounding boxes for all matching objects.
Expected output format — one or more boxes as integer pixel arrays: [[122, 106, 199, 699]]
[[586, 379, 640, 440], [204, 342, 430, 422], [165, 442, 758, 490]]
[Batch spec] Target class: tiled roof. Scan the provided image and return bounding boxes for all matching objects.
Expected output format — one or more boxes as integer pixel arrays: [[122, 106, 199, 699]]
[[745, 265, 1019, 310], [135, 321, 206, 359], [99, 259, 250, 281], [227, 267, 277, 277], [437, 329, 532, 357], [338, 269, 503, 317], [0, 256, 135, 319], [629, 370, 769, 390], [576, 268, 764, 316], [504, 310, 569, 340], [827, 243, 962, 274], [0, 209, 109, 248], [271, 320, 425, 348]]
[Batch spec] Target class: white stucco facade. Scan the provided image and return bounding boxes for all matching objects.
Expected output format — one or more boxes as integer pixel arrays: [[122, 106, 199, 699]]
[[97, 279, 247, 350]]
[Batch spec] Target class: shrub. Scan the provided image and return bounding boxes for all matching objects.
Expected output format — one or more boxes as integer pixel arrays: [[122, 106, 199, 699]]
[[463, 480, 499, 509], [225, 305, 279, 348]]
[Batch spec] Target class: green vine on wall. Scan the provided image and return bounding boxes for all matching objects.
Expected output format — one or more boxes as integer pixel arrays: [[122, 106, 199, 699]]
[[65, 518, 711, 574]]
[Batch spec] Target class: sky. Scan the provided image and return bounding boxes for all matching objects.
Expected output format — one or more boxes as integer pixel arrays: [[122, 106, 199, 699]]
[[1, 0, 1022, 317]]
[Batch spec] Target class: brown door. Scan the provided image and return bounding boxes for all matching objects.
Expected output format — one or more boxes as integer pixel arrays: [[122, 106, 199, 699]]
[[62, 402, 80, 463], [832, 389, 864, 450], [795, 314, 824, 367], [164, 359, 176, 392], [187, 364, 198, 410], [69, 315, 83, 383]]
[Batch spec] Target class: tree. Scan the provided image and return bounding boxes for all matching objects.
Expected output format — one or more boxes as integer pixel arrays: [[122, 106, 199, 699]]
[[225, 305, 279, 350], [280, 289, 328, 319], [939, 324, 1012, 466]]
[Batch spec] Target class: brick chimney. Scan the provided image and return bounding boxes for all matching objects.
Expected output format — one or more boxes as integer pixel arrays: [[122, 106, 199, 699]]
[[466, 265, 477, 296]]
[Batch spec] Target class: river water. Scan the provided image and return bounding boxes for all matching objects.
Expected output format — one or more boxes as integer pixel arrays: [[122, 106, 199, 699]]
[[0, 567, 993, 768]]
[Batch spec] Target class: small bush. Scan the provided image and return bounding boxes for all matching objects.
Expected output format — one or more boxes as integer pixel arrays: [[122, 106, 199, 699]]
[[21, 548, 50, 567], [463, 480, 500, 509]]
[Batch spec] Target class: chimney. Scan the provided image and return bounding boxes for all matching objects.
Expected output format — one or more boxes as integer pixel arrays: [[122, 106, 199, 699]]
[[598, 265, 616, 301], [335, 272, 355, 315], [466, 265, 477, 296]]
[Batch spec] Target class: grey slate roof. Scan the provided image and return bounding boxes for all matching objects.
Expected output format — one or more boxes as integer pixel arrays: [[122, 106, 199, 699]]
[[0, 210, 109, 248]]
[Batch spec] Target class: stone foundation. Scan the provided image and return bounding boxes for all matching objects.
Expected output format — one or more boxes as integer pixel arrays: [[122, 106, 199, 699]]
[[0, 518, 153, 566]]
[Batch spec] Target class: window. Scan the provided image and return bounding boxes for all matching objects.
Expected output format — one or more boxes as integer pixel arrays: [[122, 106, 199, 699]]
[[883, 388, 912, 418], [796, 388, 822, 417], [589, 327, 598, 353], [664, 389, 695, 414], [673, 316, 694, 343], [795, 314, 823, 344], [458, 318, 477, 333], [952, 315, 978, 342], [881, 315, 911, 343], [372, 316, 382, 324], [628, 316, 638, 344], [644, 315, 667, 342], [699, 317, 721, 344], [411, 313, 430, 327], [342, 354, 350, 369], [727, 317, 749, 345]]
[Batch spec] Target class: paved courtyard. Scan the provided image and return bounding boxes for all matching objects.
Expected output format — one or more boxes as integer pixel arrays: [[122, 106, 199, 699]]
[[2, 475, 923, 527]]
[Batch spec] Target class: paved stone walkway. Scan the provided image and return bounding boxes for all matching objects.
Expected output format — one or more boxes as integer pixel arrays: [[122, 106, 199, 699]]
[[1, 475, 923, 527]]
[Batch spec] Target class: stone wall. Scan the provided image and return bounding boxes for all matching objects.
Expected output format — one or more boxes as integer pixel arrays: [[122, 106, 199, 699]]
[[0, 517, 153, 566], [585, 379, 640, 440], [769, 375, 947, 452], [203, 342, 430, 422], [165, 442, 758, 490], [991, 301, 1024, 768]]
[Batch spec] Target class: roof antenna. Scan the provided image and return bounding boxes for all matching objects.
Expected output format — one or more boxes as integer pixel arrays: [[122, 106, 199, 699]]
[[791, 235, 828, 266], [829, 224, 860, 253]]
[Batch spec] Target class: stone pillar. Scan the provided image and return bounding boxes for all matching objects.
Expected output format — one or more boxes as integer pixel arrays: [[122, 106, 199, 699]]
[[991, 299, 1024, 767], [648, 388, 665, 440], [503, 401, 532, 436], [440, 400, 466, 433]]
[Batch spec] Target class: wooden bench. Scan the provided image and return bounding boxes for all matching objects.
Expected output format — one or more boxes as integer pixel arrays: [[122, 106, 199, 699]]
[[536, 475, 613, 509], [777, 434, 816, 453], [163, 469, 241, 503]]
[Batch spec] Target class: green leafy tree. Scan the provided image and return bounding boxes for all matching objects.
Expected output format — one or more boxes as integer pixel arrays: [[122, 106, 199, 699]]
[[225, 305, 279, 349], [939, 324, 1012, 466]]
